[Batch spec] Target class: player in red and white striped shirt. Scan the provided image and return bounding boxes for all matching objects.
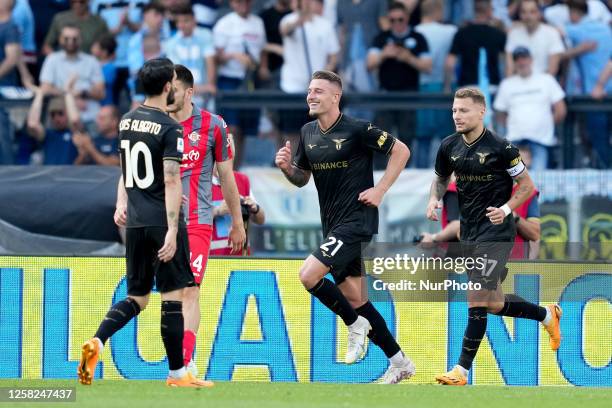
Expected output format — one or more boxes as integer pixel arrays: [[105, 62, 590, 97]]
[[168, 65, 246, 376]]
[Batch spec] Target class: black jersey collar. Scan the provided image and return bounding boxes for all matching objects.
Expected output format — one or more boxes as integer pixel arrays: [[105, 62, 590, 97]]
[[318, 113, 343, 135], [462, 127, 487, 148]]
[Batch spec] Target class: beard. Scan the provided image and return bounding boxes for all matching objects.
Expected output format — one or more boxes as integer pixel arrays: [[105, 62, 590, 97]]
[[166, 87, 176, 106], [456, 124, 476, 135], [308, 109, 319, 118]]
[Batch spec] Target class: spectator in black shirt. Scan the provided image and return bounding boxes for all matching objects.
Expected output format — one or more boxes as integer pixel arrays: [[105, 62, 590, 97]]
[[366, 2, 431, 167], [444, 0, 506, 90], [258, 0, 291, 89]]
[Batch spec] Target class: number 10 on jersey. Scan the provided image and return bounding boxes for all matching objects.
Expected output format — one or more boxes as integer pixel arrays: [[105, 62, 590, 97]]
[[120, 140, 154, 189]]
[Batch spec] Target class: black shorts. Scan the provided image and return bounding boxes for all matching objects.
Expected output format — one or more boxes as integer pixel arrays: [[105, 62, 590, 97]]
[[125, 226, 194, 296], [312, 230, 372, 285], [463, 241, 512, 290]]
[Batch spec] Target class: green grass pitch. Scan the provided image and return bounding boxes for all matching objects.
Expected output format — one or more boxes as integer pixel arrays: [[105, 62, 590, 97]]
[[0, 380, 610, 408]]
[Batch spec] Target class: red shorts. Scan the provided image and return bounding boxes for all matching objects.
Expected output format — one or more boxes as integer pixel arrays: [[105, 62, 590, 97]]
[[187, 224, 213, 285]]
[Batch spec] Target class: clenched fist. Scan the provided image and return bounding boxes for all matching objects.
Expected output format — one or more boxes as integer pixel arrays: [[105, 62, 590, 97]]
[[275, 140, 292, 173]]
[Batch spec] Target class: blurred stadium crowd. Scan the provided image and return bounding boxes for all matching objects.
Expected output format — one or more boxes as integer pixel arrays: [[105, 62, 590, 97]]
[[0, 0, 610, 169]]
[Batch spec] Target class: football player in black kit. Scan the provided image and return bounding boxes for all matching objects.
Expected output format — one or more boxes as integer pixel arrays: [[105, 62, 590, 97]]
[[427, 87, 562, 385], [78, 58, 212, 388], [275, 70, 415, 384]]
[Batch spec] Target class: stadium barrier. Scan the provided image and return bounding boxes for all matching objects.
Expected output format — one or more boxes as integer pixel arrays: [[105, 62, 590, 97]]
[[2, 91, 611, 168], [0, 256, 610, 385]]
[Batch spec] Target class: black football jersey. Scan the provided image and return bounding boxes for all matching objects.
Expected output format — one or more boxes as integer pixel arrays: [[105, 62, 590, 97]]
[[434, 129, 525, 242], [293, 113, 396, 237], [118, 105, 184, 228]]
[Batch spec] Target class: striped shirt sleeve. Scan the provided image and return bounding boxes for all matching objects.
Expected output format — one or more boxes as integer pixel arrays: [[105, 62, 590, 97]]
[[213, 115, 233, 162]]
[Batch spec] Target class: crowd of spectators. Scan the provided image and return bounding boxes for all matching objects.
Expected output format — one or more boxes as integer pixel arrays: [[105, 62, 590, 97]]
[[0, 0, 610, 168]]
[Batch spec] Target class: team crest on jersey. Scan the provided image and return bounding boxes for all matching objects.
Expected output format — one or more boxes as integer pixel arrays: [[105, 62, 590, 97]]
[[188, 131, 200, 143], [476, 152, 490, 164], [377, 131, 388, 148], [332, 138, 347, 150]]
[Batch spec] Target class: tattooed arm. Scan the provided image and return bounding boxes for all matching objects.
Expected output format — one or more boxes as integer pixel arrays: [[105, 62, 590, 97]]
[[283, 166, 311, 187], [486, 169, 536, 225], [275, 141, 311, 187], [158, 159, 182, 262], [507, 170, 535, 210], [426, 174, 451, 221]]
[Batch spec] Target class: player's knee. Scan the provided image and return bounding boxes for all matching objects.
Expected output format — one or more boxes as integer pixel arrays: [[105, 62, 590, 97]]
[[487, 301, 505, 314], [299, 266, 319, 289], [183, 285, 200, 303], [128, 295, 149, 311]]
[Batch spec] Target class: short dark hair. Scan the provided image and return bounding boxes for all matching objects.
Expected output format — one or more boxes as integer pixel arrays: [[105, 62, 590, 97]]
[[311, 70, 342, 90], [388, 2, 408, 14], [96, 34, 117, 56], [143, 2, 165, 14], [174, 64, 194, 88], [60, 22, 80, 34], [454, 87, 486, 107], [567, 0, 588, 15], [172, 3, 194, 16], [421, 0, 443, 17], [474, 0, 492, 14], [138, 58, 175, 97]]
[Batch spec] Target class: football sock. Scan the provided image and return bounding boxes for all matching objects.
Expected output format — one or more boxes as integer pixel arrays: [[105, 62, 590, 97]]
[[493, 294, 547, 321], [307, 278, 358, 326], [355, 301, 401, 358], [542, 306, 552, 325], [93, 337, 104, 354], [389, 351, 407, 366], [161, 301, 185, 371], [169, 367, 187, 379], [458, 307, 487, 371], [183, 330, 196, 366], [94, 297, 141, 345]]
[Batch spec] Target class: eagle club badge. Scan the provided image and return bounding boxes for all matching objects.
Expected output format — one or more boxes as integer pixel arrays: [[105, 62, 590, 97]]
[[188, 131, 200, 143], [476, 152, 490, 164]]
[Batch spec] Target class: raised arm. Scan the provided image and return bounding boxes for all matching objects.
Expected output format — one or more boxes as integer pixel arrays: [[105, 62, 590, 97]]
[[26, 86, 45, 141], [275, 141, 311, 187]]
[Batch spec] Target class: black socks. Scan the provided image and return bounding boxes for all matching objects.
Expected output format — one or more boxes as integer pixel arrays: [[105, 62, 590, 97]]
[[95, 297, 141, 345], [307, 278, 358, 326], [458, 307, 487, 371], [355, 301, 401, 358], [493, 294, 547, 321], [161, 301, 184, 371]]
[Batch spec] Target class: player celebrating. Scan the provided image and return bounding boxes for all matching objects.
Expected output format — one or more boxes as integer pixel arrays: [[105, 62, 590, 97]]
[[428, 87, 562, 386], [275, 70, 415, 384], [168, 64, 246, 375], [78, 58, 211, 387]]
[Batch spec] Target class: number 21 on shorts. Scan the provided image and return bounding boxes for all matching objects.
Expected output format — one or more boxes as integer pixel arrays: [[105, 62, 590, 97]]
[[320, 236, 344, 258]]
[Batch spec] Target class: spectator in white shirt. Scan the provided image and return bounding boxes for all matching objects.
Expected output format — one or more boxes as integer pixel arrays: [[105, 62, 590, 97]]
[[415, 0, 457, 168], [165, 4, 216, 109], [213, 0, 266, 167], [39, 23, 105, 127], [276, 0, 340, 146], [279, 0, 339, 93], [494, 47, 567, 170], [543, 0, 611, 28], [506, 0, 565, 77]]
